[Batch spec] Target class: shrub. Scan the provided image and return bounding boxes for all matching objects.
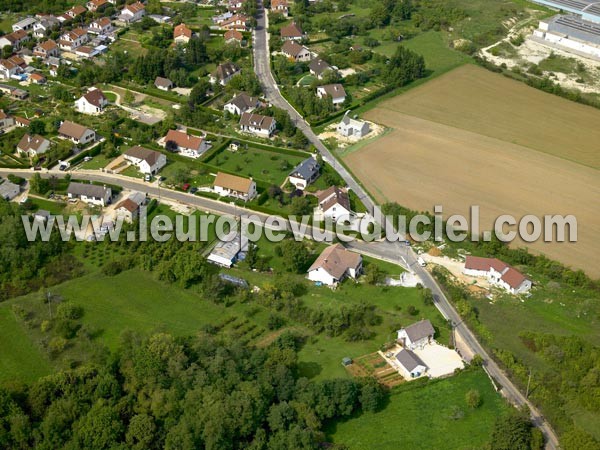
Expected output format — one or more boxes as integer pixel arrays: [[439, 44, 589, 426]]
[[466, 389, 481, 408]]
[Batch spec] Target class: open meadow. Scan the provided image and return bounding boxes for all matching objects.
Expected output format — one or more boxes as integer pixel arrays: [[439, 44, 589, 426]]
[[344, 65, 600, 277], [326, 369, 510, 449]]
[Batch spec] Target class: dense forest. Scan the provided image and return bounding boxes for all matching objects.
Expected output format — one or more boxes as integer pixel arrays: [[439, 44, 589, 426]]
[[0, 331, 387, 449]]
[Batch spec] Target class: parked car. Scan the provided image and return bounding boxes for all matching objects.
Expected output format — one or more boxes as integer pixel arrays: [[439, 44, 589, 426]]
[[190, 187, 198, 194], [182, 183, 190, 191]]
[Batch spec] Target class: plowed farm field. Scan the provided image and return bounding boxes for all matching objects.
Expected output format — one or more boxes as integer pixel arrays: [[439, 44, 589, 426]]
[[344, 65, 600, 276]]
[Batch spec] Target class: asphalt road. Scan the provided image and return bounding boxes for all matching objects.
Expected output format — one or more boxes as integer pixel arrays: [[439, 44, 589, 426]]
[[251, 5, 560, 448]]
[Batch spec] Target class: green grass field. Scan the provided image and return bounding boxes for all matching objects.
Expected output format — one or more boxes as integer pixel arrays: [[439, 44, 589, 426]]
[[205, 147, 306, 186], [0, 307, 52, 383], [326, 369, 509, 449]]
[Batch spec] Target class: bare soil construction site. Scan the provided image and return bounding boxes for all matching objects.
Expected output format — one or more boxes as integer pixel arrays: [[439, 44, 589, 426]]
[[344, 64, 600, 277]]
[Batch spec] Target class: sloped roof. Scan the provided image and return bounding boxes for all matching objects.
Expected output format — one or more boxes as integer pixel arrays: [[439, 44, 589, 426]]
[[307, 244, 361, 280], [318, 186, 351, 213], [116, 198, 139, 213], [224, 29, 243, 41], [165, 129, 203, 150], [58, 120, 92, 139], [500, 267, 528, 289], [174, 23, 192, 38], [81, 88, 107, 107], [213, 61, 240, 80], [67, 182, 110, 198], [318, 84, 346, 100], [309, 58, 331, 76], [17, 134, 49, 152], [281, 40, 308, 57], [289, 157, 319, 180], [214, 172, 254, 194], [226, 93, 258, 111], [125, 146, 163, 166], [124, 1, 145, 13], [280, 22, 303, 38], [401, 319, 435, 343], [239, 112, 275, 130], [395, 349, 426, 372], [37, 40, 58, 51], [154, 76, 173, 88]]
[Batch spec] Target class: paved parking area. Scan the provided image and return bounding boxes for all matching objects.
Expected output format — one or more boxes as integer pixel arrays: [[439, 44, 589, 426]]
[[414, 343, 464, 378]]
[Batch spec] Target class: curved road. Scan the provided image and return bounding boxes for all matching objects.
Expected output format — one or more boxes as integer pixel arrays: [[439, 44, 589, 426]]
[[252, 4, 559, 448]]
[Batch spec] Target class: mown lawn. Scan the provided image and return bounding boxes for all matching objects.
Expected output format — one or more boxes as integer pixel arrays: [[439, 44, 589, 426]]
[[0, 307, 52, 383], [205, 147, 306, 186], [326, 369, 510, 449]]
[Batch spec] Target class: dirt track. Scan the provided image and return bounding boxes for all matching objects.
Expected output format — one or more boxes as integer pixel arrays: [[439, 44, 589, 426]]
[[344, 66, 600, 277]]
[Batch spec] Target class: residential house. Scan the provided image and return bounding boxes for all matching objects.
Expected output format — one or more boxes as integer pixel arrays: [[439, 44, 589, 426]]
[[0, 110, 15, 130], [34, 40, 59, 59], [14, 116, 30, 127], [317, 84, 346, 105], [67, 182, 111, 207], [154, 76, 173, 91], [174, 23, 192, 44], [207, 232, 247, 268], [463, 256, 532, 295], [75, 46, 98, 59], [213, 12, 233, 24], [88, 17, 113, 35], [119, 1, 146, 23], [87, 0, 109, 12], [163, 129, 209, 158], [209, 61, 240, 85], [7, 55, 26, 70], [0, 30, 29, 51], [337, 111, 370, 138], [58, 120, 96, 145], [59, 28, 89, 51], [75, 88, 108, 114], [307, 243, 362, 286], [224, 29, 244, 45], [316, 186, 352, 221], [395, 349, 427, 379], [288, 156, 320, 190], [12, 17, 37, 32], [224, 93, 259, 115], [213, 172, 257, 201], [280, 22, 305, 41], [29, 73, 46, 85], [239, 112, 276, 138], [219, 14, 249, 31], [16, 134, 51, 157], [65, 5, 87, 20], [124, 146, 167, 174], [271, 0, 289, 16], [0, 60, 19, 80], [114, 191, 145, 222], [227, 0, 245, 13], [397, 319, 435, 350], [33, 17, 60, 38], [0, 180, 20, 201], [149, 15, 171, 24], [309, 58, 332, 79], [281, 41, 311, 62]]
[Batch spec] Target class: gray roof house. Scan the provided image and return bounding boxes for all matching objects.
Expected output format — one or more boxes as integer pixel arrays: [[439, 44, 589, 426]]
[[224, 93, 260, 115], [397, 319, 435, 350], [67, 182, 112, 207], [337, 111, 370, 138], [288, 156, 320, 190], [309, 58, 332, 79], [0, 180, 20, 200], [395, 348, 427, 379]]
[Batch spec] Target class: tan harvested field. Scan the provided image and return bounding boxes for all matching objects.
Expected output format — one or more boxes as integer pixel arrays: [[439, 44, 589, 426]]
[[345, 65, 600, 277]]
